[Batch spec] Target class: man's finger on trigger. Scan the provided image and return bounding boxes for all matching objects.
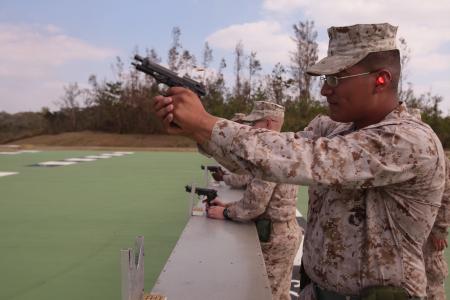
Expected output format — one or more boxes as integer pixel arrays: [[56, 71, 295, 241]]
[[153, 97, 173, 111], [156, 104, 173, 119]]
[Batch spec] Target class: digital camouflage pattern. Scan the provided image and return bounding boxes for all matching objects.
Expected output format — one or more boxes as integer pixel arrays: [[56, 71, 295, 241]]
[[408, 107, 449, 300], [225, 177, 301, 300], [423, 239, 449, 300], [241, 101, 285, 122], [200, 103, 446, 298], [429, 157, 450, 240], [222, 173, 251, 189], [261, 219, 301, 300], [226, 178, 299, 223], [231, 113, 246, 122], [307, 23, 398, 76], [423, 157, 450, 300]]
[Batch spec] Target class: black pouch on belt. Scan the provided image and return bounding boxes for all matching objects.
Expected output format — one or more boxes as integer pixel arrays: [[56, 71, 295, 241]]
[[255, 219, 271, 242]]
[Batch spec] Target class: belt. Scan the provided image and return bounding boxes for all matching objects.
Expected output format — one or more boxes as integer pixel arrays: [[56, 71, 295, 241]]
[[314, 284, 360, 300], [314, 283, 423, 300]]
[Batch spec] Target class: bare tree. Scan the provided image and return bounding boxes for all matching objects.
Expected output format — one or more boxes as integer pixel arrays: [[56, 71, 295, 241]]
[[248, 51, 262, 98], [234, 41, 245, 97], [58, 82, 83, 130], [290, 20, 318, 101], [168, 27, 182, 71], [398, 37, 411, 102], [202, 42, 213, 69], [147, 48, 161, 63], [268, 63, 289, 104], [178, 50, 197, 75]]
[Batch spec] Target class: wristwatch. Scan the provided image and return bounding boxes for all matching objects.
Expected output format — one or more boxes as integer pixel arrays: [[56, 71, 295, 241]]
[[223, 208, 232, 220]]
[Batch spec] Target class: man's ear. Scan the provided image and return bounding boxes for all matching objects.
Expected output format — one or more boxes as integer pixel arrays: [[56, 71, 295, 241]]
[[374, 70, 392, 92]]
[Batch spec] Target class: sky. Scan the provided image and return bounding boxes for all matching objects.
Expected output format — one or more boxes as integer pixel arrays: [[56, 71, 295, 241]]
[[1, 0, 450, 115]]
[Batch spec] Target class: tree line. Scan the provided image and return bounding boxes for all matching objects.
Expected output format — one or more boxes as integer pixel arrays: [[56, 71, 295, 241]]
[[1, 21, 449, 148]]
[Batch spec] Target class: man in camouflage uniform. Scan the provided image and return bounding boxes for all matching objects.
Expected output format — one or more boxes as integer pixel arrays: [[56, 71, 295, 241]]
[[423, 157, 449, 300], [154, 23, 447, 299], [409, 107, 449, 300], [211, 161, 252, 188], [211, 112, 252, 189], [207, 101, 301, 300]]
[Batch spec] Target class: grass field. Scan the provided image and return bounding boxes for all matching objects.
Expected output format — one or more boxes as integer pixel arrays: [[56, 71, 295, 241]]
[[0, 150, 448, 299], [0, 150, 213, 300]]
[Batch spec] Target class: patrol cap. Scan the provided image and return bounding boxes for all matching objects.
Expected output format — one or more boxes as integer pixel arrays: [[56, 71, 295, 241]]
[[231, 113, 246, 122], [241, 101, 285, 122], [307, 23, 398, 76]]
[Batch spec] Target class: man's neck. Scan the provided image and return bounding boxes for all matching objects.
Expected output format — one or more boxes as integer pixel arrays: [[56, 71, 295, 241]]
[[354, 96, 400, 129]]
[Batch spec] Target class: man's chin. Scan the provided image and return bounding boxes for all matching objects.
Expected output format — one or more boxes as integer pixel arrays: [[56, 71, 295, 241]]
[[328, 110, 348, 123]]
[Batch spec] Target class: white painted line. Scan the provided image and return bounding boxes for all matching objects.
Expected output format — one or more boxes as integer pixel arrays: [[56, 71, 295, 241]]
[[0, 172, 18, 177], [114, 151, 134, 155], [0, 150, 41, 155], [102, 153, 125, 157], [1, 145, 20, 148], [84, 155, 112, 159], [37, 161, 77, 166], [64, 158, 97, 162], [19, 150, 41, 153]]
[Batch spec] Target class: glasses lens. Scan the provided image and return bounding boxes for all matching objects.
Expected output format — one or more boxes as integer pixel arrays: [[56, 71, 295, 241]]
[[326, 76, 338, 87]]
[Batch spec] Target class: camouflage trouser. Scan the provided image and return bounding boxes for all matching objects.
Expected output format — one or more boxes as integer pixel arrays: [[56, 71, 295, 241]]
[[261, 218, 302, 300], [299, 283, 316, 300], [423, 237, 448, 300]]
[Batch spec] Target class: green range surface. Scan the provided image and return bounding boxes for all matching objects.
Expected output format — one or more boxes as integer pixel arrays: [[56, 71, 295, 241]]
[[0, 151, 448, 299]]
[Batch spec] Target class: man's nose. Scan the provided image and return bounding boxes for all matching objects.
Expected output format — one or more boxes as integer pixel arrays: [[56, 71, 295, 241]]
[[321, 82, 333, 96]]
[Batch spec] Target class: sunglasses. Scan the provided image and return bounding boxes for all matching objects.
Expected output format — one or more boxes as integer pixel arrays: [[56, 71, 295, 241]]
[[320, 71, 374, 88]]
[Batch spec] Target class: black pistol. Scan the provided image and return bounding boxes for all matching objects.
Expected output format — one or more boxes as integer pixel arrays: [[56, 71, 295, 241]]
[[185, 185, 218, 206], [200, 165, 222, 173], [132, 55, 206, 96]]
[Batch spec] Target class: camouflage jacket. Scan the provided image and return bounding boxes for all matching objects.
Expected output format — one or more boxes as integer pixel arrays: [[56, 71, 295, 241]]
[[200, 103, 446, 297], [431, 156, 450, 239], [226, 177, 298, 223], [223, 173, 252, 189]]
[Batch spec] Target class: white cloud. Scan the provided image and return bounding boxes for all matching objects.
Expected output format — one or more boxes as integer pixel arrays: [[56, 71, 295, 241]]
[[262, 0, 450, 56], [0, 23, 117, 79], [410, 53, 450, 72], [263, 0, 309, 13], [207, 21, 295, 65], [260, 0, 450, 114], [0, 23, 118, 112]]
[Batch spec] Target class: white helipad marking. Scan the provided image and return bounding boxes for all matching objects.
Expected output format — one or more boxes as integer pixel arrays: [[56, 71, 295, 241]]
[[37, 161, 77, 166], [0, 172, 18, 177], [64, 158, 97, 162]]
